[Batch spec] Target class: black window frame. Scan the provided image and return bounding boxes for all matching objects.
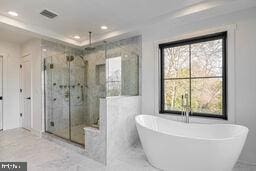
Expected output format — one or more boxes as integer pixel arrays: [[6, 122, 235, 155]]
[[159, 31, 227, 120]]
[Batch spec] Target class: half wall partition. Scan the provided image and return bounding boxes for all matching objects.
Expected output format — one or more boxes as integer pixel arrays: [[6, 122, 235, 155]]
[[43, 36, 141, 152], [43, 41, 105, 145]]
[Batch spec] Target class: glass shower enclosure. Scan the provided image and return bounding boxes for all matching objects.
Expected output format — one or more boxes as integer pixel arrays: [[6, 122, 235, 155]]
[[44, 50, 105, 145], [43, 35, 141, 145]]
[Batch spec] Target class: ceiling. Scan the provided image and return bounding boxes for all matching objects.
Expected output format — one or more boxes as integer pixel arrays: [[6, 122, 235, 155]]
[[0, 0, 256, 46], [0, 23, 36, 44]]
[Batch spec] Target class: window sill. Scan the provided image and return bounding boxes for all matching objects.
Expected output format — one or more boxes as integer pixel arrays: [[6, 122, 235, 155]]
[[159, 110, 227, 120]]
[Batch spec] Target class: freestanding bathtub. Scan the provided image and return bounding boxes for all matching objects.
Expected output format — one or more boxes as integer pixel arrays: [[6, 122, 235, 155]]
[[135, 115, 248, 171]]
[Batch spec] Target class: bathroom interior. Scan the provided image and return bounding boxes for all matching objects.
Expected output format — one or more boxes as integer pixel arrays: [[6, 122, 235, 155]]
[[0, 0, 256, 171], [43, 36, 140, 146]]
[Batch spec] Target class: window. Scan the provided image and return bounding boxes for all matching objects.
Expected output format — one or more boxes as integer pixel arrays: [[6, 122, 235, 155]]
[[159, 32, 227, 119], [106, 57, 122, 96]]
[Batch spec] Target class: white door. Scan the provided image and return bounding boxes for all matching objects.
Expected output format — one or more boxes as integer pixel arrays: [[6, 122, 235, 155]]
[[21, 61, 31, 129], [0, 56, 3, 130]]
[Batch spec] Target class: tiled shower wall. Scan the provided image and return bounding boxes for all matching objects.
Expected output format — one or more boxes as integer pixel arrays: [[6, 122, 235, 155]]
[[84, 36, 142, 164], [84, 45, 106, 126], [42, 40, 88, 140], [44, 55, 70, 137], [106, 36, 142, 96], [83, 35, 142, 126], [43, 35, 141, 146]]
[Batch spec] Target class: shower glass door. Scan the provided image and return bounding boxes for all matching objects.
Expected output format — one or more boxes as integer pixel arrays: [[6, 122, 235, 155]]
[[45, 54, 70, 140], [69, 56, 88, 144], [45, 53, 89, 145]]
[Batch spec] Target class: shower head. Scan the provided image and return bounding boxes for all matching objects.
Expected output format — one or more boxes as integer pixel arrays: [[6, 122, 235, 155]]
[[84, 31, 95, 51], [79, 55, 88, 65], [66, 55, 74, 62], [84, 46, 95, 51]]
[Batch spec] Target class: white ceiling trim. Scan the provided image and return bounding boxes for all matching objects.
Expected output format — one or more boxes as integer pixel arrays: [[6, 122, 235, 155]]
[[0, 0, 256, 47], [81, 0, 256, 47], [0, 14, 81, 46], [79, 0, 223, 46]]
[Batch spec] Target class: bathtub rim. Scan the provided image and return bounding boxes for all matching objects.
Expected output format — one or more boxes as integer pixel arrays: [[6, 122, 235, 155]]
[[135, 114, 249, 141]]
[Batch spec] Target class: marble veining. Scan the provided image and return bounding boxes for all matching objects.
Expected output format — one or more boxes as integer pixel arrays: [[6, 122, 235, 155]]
[[83, 45, 106, 125], [0, 128, 254, 171], [106, 96, 141, 163], [84, 98, 107, 164], [85, 96, 141, 165], [44, 54, 88, 143]]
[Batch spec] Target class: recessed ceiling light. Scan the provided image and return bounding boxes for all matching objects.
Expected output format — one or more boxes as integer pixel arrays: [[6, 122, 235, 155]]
[[73, 35, 80, 39], [8, 11, 18, 17], [101, 26, 108, 30], [42, 49, 47, 52]]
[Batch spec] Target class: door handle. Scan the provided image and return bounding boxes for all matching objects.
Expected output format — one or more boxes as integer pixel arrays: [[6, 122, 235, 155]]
[[26, 97, 31, 100], [0, 96, 2, 100]]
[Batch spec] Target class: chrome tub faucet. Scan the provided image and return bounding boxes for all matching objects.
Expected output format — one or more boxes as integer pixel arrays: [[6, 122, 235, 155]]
[[181, 93, 191, 123]]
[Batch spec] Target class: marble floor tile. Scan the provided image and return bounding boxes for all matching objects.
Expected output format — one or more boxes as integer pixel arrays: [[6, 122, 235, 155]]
[[0, 128, 255, 171], [50, 123, 87, 145]]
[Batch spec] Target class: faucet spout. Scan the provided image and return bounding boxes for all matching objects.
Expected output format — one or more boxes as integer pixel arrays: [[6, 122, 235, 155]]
[[182, 93, 190, 123], [185, 110, 190, 123]]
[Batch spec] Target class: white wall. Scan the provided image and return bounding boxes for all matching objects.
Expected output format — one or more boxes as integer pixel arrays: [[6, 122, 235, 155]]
[[0, 40, 20, 130], [0, 38, 42, 132], [141, 8, 256, 163], [21, 39, 42, 132], [235, 19, 256, 164]]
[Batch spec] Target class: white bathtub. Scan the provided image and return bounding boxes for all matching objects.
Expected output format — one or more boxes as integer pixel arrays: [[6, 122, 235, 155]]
[[135, 115, 248, 171]]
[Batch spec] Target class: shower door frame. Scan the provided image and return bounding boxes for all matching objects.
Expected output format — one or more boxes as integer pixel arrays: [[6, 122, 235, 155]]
[[0, 55, 3, 131], [43, 57, 84, 146]]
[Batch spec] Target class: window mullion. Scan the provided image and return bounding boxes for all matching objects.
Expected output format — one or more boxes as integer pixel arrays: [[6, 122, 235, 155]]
[[159, 32, 227, 119]]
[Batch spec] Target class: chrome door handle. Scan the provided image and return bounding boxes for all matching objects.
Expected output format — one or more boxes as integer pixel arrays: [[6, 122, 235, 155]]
[[26, 97, 31, 100]]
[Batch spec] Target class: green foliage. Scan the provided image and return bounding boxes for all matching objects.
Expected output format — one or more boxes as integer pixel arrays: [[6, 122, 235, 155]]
[[163, 39, 223, 115]]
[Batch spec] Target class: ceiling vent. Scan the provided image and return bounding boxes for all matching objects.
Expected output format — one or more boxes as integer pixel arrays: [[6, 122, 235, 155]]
[[40, 10, 58, 19]]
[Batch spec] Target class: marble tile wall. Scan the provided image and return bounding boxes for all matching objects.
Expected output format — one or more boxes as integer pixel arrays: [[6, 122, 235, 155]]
[[70, 56, 88, 127], [83, 36, 142, 164], [84, 96, 141, 165], [44, 55, 70, 138], [106, 96, 141, 163], [106, 36, 142, 96], [83, 45, 106, 126], [84, 44, 107, 164], [84, 98, 107, 164], [43, 36, 142, 163], [43, 40, 88, 141], [41, 40, 83, 58]]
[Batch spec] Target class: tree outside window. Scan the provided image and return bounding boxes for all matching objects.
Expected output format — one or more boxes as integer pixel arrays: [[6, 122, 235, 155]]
[[159, 32, 227, 119]]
